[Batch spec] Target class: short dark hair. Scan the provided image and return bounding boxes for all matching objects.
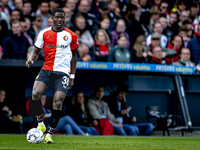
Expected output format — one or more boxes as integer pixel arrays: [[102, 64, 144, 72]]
[[117, 84, 128, 93], [180, 47, 191, 54], [94, 84, 104, 94], [53, 8, 65, 17]]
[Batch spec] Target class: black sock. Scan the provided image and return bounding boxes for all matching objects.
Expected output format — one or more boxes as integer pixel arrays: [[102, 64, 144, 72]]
[[48, 109, 62, 135], [32, 99, 43, 123]]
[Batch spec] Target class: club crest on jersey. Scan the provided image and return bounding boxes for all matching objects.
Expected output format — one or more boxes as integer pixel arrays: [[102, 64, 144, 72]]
[[46, 35, 50, 39], [63, 35, 68, 41]]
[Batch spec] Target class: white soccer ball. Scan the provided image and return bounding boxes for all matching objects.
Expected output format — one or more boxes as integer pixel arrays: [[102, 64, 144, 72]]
[[26, 128, 44, 144]]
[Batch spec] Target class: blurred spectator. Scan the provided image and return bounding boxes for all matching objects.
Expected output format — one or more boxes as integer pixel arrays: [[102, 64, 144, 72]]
[[114, 7, 121, 18], [92, 29, 111, 62], [123, 4, 137, 30], [189, 2, 200, 25], [49, 0, 59, 15], [166, 35, 184, 64], [159, 1, 169, 19], [107, 0, 119, 30], [2, 20, 30, 59], [159, 16, 173, 45], [47, 16, 53, 27], [124, 4, 143, 45], [178, 10, 189, 26], [20, 19, 33, 45], [107, 84, 154, 136], [167, 12, 179, 35], [97, 1, 115, 31], [24, 17, 36, 43], [0, 3, 11, 30], [151, 0, 162, 6], [0, 89, 33, 133], [1, 0, 12, 17], [62, 7, 73, 28], [187, 23, 200, 65], [108, 33, 131, 63], [87, 84, 138, 135], [144, 32, 176, 61], [66, 91, 99, 135], [65, 0, 76, 13], [150, 46, 168, 64], [0, 46, 3, 59], [131, 35, 146, 63], [146, 22, 168, 48], [14, 0, 23, 12], [77, 0, 97, 30], [139, 12, 150, 37], [139, 0, 150, 12], [172, 0, 187, 16], [77, 43, 94, 61], [36, 0, 51, 29], [0, 17, 9, 45], [10, 10, 20, 22], [31, 15, 43, 36], [55, 115, 88, 135], [178, 25, 191, 47], [91, 16, 111, 39], [182, 20, 196, 39], [149, 5, 160, 32], [172, 47, 195, 67], [74, 15, 94, 48], [21, 1, 32, 17], [111, 19, 130, 49]]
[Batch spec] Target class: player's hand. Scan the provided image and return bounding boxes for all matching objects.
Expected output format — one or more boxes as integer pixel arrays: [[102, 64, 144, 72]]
[[26, 59, 33, 68], [69, 79, 74, 89]]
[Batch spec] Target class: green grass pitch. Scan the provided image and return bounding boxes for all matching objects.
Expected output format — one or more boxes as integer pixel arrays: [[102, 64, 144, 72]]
[[0, 134, 200, 150]]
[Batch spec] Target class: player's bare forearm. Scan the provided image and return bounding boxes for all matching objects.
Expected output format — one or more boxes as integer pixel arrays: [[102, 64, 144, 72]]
[[70, 49, 77, 75], [26, 47, 41, 68], [29, 47, 41, 61]]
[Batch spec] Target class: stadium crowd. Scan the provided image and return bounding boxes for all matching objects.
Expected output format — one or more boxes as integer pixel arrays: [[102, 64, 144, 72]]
[[0, 0, 200, 70], [0, 0, 200, 135]]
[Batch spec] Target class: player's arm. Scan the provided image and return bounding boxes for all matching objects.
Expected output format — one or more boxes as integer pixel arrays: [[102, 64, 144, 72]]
[[69, 48, 77, 89], [26, 47, 41, 68]]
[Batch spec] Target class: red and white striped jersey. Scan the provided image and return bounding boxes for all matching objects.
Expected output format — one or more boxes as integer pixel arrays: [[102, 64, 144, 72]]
[[34, 26, 79, 75]]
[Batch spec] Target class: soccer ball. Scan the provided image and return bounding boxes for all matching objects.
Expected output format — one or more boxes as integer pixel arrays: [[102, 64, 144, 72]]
[[26, 128, 44, 144]]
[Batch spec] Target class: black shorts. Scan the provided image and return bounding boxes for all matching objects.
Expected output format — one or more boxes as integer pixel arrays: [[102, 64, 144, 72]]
[[35, 69, 69, 94]]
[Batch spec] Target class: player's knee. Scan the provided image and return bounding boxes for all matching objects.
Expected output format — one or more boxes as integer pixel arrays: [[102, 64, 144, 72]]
[[32, 89, 43, 100], [53, 99, 63, 110]]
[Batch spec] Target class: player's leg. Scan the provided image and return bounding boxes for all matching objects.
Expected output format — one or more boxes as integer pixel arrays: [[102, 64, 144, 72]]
[[32, 81, 48, 132], [45, 91, 66, 143], [44, 73, 69, 143]]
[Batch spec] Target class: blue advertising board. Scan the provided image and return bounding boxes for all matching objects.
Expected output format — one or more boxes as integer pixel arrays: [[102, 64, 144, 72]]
[[76, 61, 195, 74]]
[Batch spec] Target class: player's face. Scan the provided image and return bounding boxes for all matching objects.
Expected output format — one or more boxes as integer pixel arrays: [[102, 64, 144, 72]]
[[53, 12, 65, 30]]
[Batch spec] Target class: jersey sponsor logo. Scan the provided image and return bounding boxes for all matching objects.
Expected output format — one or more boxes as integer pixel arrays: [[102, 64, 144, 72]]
[[46, 44, 68, 48], [63, 35, 68, 41]]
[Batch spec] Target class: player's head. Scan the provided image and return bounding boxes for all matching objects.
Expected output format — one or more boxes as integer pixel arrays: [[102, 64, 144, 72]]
[[52, 8, 65, 30]]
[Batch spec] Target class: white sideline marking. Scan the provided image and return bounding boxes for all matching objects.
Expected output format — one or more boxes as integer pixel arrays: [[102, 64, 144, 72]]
[[0, 148, 75, 150]]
